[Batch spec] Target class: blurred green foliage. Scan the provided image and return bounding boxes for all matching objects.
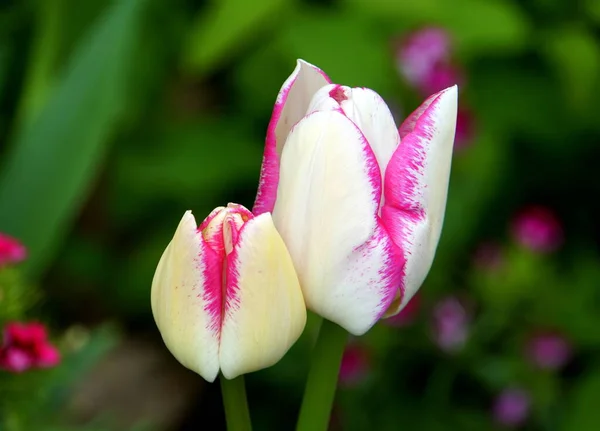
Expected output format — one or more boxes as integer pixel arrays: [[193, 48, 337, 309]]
[[0, 0, 599, 430]]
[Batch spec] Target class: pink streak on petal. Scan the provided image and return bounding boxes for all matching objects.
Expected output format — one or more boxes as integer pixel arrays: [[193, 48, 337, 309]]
[[223, 222, 252, 316], [198, 207, 225, 232], [253, 62, 331, 216], [371, 218, 405, 320], [343, 113, 405, 320], [382, 88, 453, 307], [199, 232, 225, 335], [329, 84, 348, 103], [398, 92, 439, 139], [0, 233, 27, 266], [384, 88, 450, 226]]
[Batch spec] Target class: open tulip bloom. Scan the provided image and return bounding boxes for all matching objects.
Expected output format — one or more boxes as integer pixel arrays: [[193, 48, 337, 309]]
[[151, 59, 457, 431]]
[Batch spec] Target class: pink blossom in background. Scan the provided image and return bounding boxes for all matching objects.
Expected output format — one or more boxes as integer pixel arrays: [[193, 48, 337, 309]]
[[339, 344, 370, 387], [454, 107, 475, 150], [525, 331, 572, 371], [493, 388, 531, 428], [396, 27, 478, 152], [473, 241, 504, 272], [0, 322, 60, 373], [385, 293, 421, 327], [418, 63, 463, 97], [0, 233, 26, 266], [432, 296, 469, 353], [512, 206, 563, 253], [396, 27, 451, 91]]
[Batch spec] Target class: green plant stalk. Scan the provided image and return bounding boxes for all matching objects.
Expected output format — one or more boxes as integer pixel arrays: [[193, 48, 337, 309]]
[[220, 375, 252, 431], [296, 318, 348, 431]]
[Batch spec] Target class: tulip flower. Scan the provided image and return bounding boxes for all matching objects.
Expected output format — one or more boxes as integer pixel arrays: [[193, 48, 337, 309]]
[[151, 203, 306, 382], [254, 60, 457, 335]]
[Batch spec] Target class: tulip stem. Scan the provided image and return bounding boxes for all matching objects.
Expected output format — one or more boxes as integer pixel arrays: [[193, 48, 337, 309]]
[[296, 318, 348, 431], [220, 374, 252, 431]]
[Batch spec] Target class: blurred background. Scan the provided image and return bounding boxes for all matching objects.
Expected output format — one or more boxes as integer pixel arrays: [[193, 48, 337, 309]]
[[1, 0, 600, 429]]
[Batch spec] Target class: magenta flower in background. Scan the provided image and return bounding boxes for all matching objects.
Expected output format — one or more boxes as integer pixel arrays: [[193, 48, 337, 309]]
[[493, 388, 531, 428], [396, 27, 477, 152], [432, 296, 469, 353], [525, 331, 572, 371], [396, 27, 451, 92], [512, 206, 563, 253], [418, 63, 463, 97], [454, 107, 476, 150], [0, 233, 26, 266], [384, 293, 421, 327], [0, 322, 61, 372], [339, 344, 370, 387]]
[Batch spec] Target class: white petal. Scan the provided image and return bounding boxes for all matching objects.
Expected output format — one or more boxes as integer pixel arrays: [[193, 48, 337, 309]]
[[337, 87, 400, 179], [306, 85, 400, 207], [272, 59, 331, 158], [219, 213, 306, 378], [272, 111, 400, 335], [151, 211, 220, 382], [382, 86, 458, 314], [254, 59, 330, 215]]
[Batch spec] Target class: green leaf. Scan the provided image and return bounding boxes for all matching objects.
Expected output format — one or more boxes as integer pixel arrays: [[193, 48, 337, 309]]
[[0, 0, 147, 277], [280, 8, 396, 96], [183, 0, 287, 73], [584, 0, 600, 24], [344, 0, 530, 57], [438, 0, 530, 57], [544, 25, 600, 116], [561, 368, 600, 431], [110, 118, 263, 224]]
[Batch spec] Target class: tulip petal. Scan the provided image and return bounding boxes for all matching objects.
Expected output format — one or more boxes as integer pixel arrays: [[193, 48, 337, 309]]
[[151, 211, 221, 382], [272, 111, 402, 335], [306, 85, 400, 207], [219, 213, 306, 379], [335, 87, 400, 182], [382, 86, 457, 315], [253, 60, 331, 215]]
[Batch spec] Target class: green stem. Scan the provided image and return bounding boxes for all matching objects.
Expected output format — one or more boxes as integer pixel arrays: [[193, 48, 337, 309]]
[[220, 375, 252, 431], [296, 318, 348, 431]]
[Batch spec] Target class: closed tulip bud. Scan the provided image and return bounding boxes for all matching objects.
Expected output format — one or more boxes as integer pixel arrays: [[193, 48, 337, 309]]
[[255, 60, 457, 335], [151, 203, 306, 382]]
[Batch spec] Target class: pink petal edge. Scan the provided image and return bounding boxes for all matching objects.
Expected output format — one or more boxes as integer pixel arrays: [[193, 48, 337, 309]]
[[253, 60, 331, 215], [382, 86, 457, 309]]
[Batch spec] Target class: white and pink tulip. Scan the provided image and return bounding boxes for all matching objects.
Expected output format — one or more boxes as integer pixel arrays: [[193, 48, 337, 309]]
[[151, 204, 306, 382], [255, 60, 458, 335]]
